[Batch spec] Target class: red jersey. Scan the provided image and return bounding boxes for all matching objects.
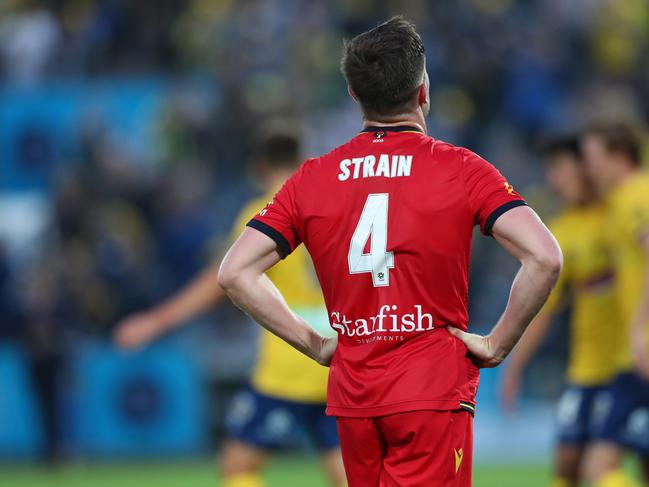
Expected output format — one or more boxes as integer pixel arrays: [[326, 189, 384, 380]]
[[248, 125, 525, 417]]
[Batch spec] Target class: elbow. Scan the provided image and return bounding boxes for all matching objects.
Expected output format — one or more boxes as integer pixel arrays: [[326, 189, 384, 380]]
[[217, 261, 238, 292], [533, 242, 563, 283]]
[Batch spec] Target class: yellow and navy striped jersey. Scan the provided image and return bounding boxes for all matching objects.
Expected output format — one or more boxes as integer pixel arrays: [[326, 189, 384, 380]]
[[603, 171, 649, 372], [545, 204, 620, 385]]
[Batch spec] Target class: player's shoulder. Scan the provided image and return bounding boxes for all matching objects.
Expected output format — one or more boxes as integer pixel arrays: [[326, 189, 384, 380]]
[[611, 171, 649, 210], [628, 171, 649, 200], [430, 138, 466, 159], [431, 139, 497, 172]]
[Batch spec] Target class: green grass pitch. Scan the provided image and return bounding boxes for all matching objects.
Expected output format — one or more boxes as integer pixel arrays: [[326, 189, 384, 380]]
[[0, 457, 548, 487]]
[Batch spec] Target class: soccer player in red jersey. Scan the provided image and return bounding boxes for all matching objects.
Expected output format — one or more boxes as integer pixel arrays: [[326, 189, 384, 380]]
[[218, 17, 562, 487]]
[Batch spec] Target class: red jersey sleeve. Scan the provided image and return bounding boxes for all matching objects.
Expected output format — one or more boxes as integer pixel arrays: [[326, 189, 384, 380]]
[[461, 148, 526, 235], [246, 165, 304, 259]]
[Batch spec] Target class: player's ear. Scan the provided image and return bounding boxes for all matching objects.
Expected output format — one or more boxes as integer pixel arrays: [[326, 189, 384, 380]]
[[417, 84, 428, 105], [347, 86, 359, 102], [417, 84, 430, 116], [417, 70, 430, 115]]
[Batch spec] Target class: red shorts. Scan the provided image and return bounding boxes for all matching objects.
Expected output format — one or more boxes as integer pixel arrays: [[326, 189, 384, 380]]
[[336, 410, 473, 487]]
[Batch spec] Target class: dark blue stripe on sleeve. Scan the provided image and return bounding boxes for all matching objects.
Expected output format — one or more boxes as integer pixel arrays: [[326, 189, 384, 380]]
[[247, 219, 292, 259], [484, 200, 527, 236]]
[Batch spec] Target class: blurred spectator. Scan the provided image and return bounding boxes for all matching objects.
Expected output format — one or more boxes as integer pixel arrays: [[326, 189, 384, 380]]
[[0, 0, 61, 83]]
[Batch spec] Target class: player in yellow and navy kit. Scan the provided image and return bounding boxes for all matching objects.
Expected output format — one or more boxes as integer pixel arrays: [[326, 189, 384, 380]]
[[114, 132, 345, 487], [581, 123, 649, 487], [501, 136, 620, 487]]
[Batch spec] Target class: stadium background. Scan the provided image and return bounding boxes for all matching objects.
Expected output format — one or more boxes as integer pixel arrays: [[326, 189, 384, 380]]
[[0, 0, 647, 485]]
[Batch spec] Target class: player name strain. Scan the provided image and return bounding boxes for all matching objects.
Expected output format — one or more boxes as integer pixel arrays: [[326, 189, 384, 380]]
[[338, 154, 413, 181]]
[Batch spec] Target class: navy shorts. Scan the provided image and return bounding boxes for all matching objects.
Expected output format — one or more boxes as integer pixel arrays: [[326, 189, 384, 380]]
[[225, 386, 339, 451], [592, 372, 649, 456], [556, 383, 607, 445]]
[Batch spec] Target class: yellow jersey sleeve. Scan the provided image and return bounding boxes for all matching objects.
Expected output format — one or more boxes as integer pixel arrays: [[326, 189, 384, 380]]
[[544, 207, 620, 385], [617, 182, 649, 243], [606, 173, 649, 371]]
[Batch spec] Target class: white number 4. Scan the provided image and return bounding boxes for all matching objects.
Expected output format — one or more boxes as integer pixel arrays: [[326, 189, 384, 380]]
[[348, 193, 394, 287]]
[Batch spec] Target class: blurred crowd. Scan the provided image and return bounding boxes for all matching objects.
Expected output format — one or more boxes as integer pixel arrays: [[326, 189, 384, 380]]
[[2, 0, 648, 123], [1, 0, 648, 460]]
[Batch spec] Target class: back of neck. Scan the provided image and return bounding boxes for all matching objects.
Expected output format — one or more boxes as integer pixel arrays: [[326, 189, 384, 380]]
[[363, 113, 427, 134]]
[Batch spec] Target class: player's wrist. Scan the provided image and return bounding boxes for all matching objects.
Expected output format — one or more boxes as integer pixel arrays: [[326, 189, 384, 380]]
[[301, 327, 323, 362], [313, 334, 336, 366], [486, 333, 512, 366], [315, 334, 328, 362]]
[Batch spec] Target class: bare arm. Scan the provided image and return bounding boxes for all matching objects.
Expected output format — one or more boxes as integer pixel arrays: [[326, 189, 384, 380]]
[[115, 259, 226, 349], [449, 206, 562, 367], [630, 236, 649, 379], [218, 228, 336, 366]]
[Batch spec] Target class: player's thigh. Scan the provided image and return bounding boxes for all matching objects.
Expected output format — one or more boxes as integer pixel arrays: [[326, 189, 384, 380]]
[[379, 410, 473, 487], [556, 385, 596, 446], [303, 401, 340, 452], [225, 387, 302, 451], [336, 416, 384, 487], [583, 377, 632, 482], [588, 373, 649, 462], [555, 384, 602, 481], [589, 375, 635, 448]]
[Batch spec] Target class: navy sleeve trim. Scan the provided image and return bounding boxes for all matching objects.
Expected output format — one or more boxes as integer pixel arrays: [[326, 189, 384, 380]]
[[484, 200, 527, 236], [247, 219, 292, 259]]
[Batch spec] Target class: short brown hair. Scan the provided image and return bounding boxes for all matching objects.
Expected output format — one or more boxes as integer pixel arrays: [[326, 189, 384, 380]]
[[585, 122, 642, 167], [541, 135, 582, 161], [341, 17, 426, 117], [254, 132, 301, 168]]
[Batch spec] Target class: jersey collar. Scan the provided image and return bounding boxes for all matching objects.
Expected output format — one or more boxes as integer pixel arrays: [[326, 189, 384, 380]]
[[360, 125, 424, 134]]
